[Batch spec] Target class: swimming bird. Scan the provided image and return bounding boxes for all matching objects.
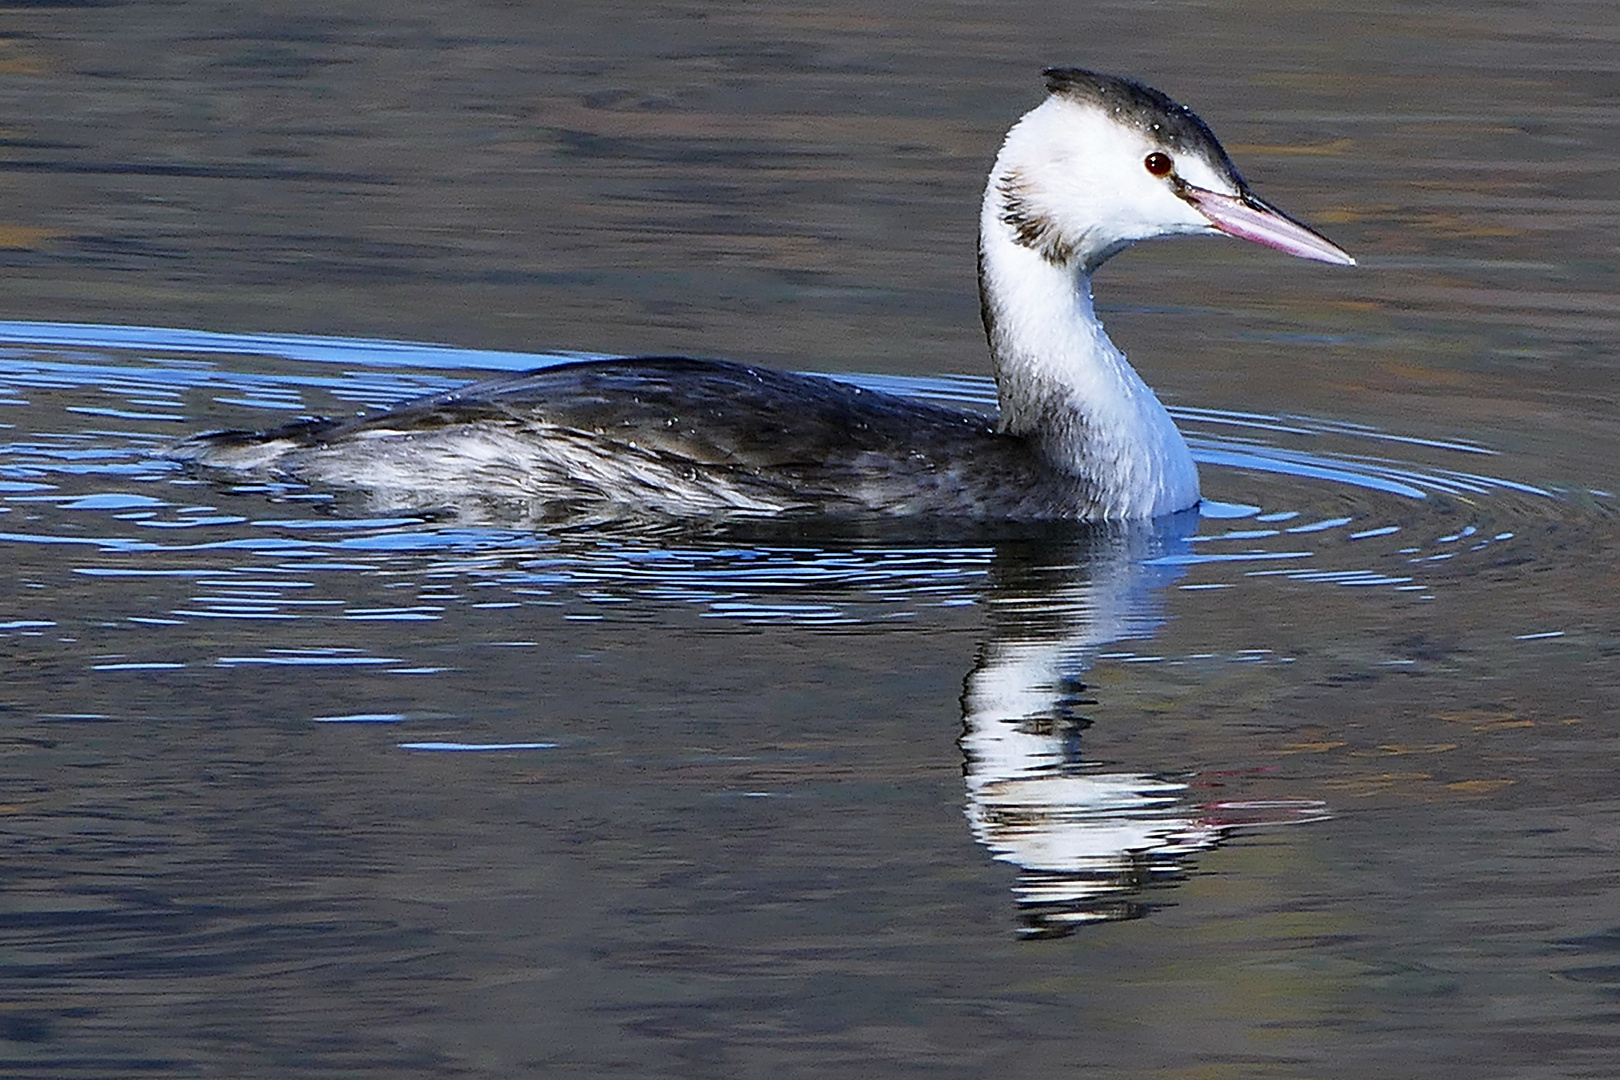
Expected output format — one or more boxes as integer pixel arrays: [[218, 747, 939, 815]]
[[172, 68, 1353, 524]]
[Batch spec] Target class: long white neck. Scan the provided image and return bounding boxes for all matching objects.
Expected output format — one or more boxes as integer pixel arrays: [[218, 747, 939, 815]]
[[978, 164, 1200, 521]]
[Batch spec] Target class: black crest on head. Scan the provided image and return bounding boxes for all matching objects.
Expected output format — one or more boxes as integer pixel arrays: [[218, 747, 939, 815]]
[[1041, 67, 1244, 187]]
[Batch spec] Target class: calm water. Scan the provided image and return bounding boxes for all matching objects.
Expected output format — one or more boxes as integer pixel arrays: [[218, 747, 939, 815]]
[[2, 4, 1619, 1078]]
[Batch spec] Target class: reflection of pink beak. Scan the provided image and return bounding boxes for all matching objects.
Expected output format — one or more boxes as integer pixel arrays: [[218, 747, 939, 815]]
[[1180, 185, 1355, 266]]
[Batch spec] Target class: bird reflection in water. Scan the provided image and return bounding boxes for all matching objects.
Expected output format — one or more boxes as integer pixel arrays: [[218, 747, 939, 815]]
[[960, 513, 1328, 937]]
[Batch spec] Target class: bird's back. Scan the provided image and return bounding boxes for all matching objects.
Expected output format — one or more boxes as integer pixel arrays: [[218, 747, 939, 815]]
[[171, 357, 1097, 523]]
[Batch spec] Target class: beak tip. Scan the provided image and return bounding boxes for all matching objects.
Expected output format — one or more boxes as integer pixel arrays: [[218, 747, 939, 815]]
[[1189, 187, 1357, 269]]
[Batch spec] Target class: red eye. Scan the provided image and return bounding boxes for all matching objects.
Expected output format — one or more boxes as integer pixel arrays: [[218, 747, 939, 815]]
[[1144, 152, 1173, 177]]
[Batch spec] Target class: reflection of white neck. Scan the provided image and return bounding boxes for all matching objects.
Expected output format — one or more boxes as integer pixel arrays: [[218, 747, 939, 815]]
[[960, 622, 1217, 904], [961, 520, 1178, 778], [959, 519, 1213, 915], [978, 168, 1201, 521]]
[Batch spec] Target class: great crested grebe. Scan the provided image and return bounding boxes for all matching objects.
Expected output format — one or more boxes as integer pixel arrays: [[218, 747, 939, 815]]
[[172, 68, 1353, 523]]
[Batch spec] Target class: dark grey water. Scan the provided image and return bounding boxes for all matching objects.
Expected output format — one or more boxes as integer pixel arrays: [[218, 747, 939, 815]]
[[1, 4, 1618, 1078]]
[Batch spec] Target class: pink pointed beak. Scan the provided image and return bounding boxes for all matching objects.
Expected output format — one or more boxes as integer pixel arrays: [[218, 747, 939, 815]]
[[1180, 186, 1355, 266]]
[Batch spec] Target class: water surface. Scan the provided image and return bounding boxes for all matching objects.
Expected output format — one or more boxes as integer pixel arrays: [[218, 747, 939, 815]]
[[1, 4, 1618, 1079]]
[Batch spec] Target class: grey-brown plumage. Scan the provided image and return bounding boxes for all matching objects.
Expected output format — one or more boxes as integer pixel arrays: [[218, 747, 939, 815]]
[[171, 357, 1100, 523]]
